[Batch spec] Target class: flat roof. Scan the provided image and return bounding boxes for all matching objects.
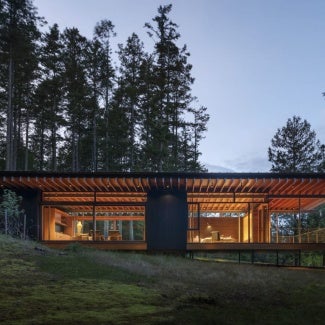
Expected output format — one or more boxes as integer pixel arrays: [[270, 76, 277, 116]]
[[1, 171, 324, 212]]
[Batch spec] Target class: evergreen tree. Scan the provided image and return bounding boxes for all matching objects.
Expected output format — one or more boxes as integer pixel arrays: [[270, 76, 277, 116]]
[[269, 116, 324, 241], [136, 54, 157, 171], [93, 20, 116, 171], [268, 116, 324, 172], [32, 23, 65, 171], [106, 97, 129, 171], [114, 33, 147, 171], [144, 4, 208, 171], [0, 0, 42, 170], [60, 27, 91, 171], [85, 37, 104, 171], [186, 106, 209, 171], [0, 189, 24, 238], [318, 144, 325, 172], [0, 2, 209, 172]]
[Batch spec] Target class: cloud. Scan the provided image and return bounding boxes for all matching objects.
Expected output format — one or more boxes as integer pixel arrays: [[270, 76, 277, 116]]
[[204, 163, 235, 173], [226, 155, 271, 172]]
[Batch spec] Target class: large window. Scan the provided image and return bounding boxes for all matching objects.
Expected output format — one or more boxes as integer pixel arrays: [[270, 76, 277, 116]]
[[42, 191, 146, 241], [187, 202, 270, 243]]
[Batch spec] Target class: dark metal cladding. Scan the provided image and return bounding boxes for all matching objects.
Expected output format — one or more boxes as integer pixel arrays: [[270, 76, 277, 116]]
[[146, 189, 188, 251]]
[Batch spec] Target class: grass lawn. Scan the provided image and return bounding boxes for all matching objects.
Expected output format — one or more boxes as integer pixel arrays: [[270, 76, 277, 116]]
[[0, 235, 324, 324]]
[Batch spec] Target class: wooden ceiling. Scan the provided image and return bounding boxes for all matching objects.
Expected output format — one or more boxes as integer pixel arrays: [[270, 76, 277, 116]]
[[0, 171, 324, 213]]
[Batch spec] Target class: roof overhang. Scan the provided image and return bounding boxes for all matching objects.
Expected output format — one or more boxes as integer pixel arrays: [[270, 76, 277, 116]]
[[0, 171, 324, 212]]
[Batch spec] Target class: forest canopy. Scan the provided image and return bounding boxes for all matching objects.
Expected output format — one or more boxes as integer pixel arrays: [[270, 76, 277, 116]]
[[0, 1, 209, 172]]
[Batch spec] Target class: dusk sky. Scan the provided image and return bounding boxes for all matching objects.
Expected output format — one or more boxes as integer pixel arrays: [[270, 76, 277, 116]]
[[33, 0, 325, 172]]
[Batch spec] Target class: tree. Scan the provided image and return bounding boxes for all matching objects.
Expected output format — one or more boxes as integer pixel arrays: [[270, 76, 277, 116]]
[[93, 20, 116, 171], [113, 33, 147, 171], [268, 115, 324, 172], [318, 144, 325, 172], [60, 27, 90, 171], [0, 0, 42, 171], [0, 189, 25, 238], [185, 106, 209, 171], [32, 23, 65, 171], [85, 38, 104, 171], [144, 4, 208, 171], [268, 116, 324, 242], [0, 3, 209, 173]]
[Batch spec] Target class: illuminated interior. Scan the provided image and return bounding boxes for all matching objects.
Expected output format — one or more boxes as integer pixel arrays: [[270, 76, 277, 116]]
[[41, 191, 146, 241], [0, 172, 324, 245]]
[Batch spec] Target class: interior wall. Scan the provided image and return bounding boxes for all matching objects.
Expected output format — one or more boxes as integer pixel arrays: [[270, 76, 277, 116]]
[[42, 207, 73, 240], [188, 215, 273, 243], [199, 217, 240, 241], [42, 206, 53, 240]]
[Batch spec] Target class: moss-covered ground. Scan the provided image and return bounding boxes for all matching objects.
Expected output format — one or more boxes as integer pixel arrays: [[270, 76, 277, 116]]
[[0, 235, 324, 324]]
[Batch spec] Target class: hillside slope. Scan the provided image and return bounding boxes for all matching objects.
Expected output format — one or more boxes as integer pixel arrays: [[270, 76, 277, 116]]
[[0, 235, 324, 324]]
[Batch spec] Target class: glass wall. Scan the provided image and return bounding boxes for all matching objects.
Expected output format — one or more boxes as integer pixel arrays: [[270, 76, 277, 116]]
[[187, 203, 248, 243], [271, 211, 325, 243], [187, 203, 271, 243], [42, 204, 145, 241]]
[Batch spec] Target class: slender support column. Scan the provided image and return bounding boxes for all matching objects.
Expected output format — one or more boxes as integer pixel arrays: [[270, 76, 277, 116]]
[[92, 191, 96, 240], [238, 216, 241, 243], [129, 220, 134, 240], [248, 204, 251, 243], [276, 213, 279, 243], [257, 210, 260, 243], [298, 197, 302, 243]]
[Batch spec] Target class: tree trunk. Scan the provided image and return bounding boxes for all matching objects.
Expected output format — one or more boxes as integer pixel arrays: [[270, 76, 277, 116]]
[[51, 125, 57, 171], [24, 108, 29, 170], [92, 99, 97, 171], [6, 55, 14, 171]]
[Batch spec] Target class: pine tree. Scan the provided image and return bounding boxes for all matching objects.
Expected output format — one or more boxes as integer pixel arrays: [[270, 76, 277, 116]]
[[32, 23, 65, 171], [85, 38, 105, 171], [0, 0, 42, 170], [268, 116, 324, 172], [137, 54, 156, 171], [144, 4, 208, 171], [318, 144, 325, 172], [93, 20, 116, 171], [114, 33, 147, 171], [0, 189, 24, 237], [61, 27, 90, 171], [269, 116, 324, 241], [186, 106, 209, 171]]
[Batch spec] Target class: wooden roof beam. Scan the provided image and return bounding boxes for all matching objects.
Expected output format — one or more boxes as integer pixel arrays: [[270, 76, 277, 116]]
[[106, 178, 115, 192], [220, 179, 227, 192], [234, 179, 244, 192], [95, 177, 107, 191], [123, 177, 131, 192], [73, 177, 88, 191]]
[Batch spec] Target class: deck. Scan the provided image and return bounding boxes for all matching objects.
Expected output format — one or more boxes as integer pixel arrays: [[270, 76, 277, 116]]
[[187, 242, 325, 251], [43, 240, 325, 252], [43, 240, 147, 250]]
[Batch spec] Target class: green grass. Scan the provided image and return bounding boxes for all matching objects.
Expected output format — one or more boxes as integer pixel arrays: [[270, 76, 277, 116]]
[[0, 235, 324, 324]]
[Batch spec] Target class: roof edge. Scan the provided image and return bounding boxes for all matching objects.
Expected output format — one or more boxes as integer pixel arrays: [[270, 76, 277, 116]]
[[0, 171, 324, 179]]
